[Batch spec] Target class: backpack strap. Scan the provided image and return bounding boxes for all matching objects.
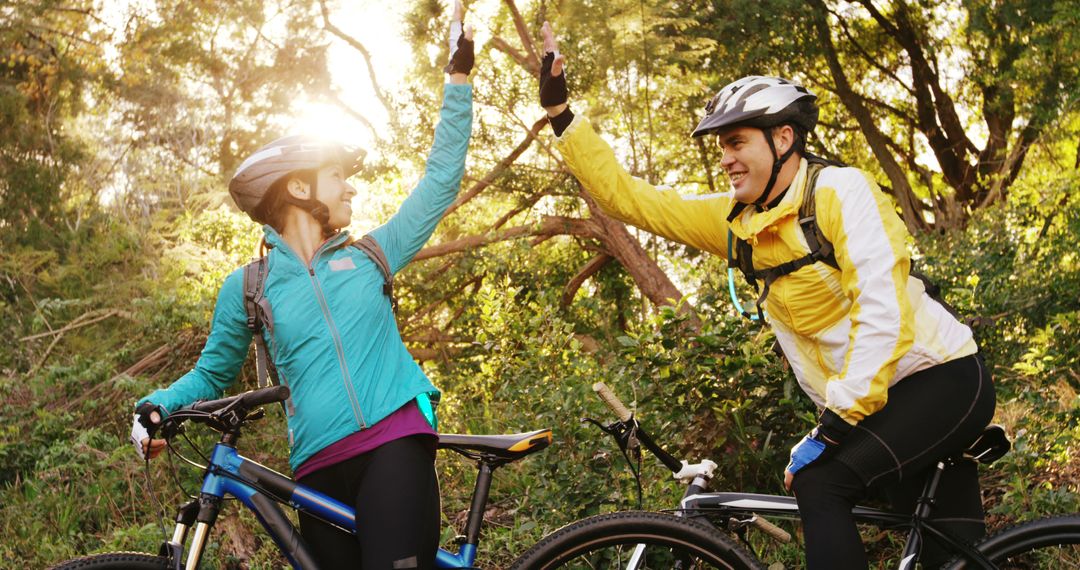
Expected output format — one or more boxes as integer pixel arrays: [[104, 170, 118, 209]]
[[351, 234, 397, 312], [796, 161, 839, 271], [243, 256, 277, 390], [243, 256, 295, 415], [727, 161, 838, 321]]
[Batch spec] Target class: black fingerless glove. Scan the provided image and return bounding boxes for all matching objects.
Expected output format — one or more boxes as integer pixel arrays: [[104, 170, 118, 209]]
[[445, 34, 475, 75], [135, 402, 164, 437], [539, 51, 568, 107]]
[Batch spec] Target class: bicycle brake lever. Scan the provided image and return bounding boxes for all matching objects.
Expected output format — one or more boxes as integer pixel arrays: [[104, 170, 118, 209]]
[[582, 417, 636, 445]]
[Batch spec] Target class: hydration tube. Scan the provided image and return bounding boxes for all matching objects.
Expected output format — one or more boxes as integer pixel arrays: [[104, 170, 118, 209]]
[[727, 230, 764, 321]]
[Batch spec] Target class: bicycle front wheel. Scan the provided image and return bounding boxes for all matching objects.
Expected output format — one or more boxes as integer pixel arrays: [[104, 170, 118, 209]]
[[948, 514, 1080, 569], [48, 552, 170, 570], [509, 511, 764, 570]]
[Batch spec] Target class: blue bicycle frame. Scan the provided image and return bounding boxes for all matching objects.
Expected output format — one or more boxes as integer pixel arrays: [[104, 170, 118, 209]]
[[172, 443, 478, 569], [146, 386, 548, 570]]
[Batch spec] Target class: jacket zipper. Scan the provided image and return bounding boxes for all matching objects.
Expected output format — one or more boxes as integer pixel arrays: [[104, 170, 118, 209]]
[[306, 241, 367, 430]]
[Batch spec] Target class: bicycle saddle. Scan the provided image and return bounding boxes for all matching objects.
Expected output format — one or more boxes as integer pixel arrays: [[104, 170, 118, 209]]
[[438, 429, 552, 461], [963, 424, 1011, 464]]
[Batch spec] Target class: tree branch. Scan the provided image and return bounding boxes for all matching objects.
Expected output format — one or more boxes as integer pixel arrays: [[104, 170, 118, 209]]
[[319, 0, 396, 124], [404, 276, 483, 326], [408, 346, 461, 362], [575, 189, 698, 327], [562, 253, 613, 306], [489, 35, 538, 76], [490, 188, 552, 231], [20, 309, 128, 341], [502, 0, 540, 75], [829, 5, 914, 95], [413, 216, 599, 261], [854, 0, 974, 195], [810, 1, 926, 233], [443, 116, 548, 218]]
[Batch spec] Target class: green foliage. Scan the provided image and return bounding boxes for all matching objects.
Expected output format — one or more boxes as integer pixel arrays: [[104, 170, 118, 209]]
[[1, 0, 1077, 568], [0, 0, 106, 246]]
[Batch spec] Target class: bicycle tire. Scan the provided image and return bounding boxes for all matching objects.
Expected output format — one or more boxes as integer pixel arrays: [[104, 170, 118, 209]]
[[48, 552, 170, 570], [508, 510, 765, 570], [944, 514, 1080, 569]]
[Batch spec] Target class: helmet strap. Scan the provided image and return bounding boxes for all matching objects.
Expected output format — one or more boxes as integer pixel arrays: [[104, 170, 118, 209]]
[[754, 127, 798, 207], [284, 173, 336, 237]]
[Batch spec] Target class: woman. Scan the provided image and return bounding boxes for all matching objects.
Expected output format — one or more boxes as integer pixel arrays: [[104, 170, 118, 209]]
[[129, 7, 475, 569], [537, 22, 995, 569]]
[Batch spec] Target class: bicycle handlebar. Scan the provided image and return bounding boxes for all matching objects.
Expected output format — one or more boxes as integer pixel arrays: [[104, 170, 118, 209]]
[[190, 385, 291, 413], [593, 382, 633, 422], [159, 385, 291, 439], [591, 382, 684, 474]]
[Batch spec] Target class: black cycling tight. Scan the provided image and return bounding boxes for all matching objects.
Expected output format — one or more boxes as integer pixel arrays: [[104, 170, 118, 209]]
[[791, 354, 996, 569], [297, 435, 440, 569]]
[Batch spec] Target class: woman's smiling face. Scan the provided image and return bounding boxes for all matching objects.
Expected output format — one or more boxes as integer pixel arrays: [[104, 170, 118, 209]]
[[314, 163, 358, 229]]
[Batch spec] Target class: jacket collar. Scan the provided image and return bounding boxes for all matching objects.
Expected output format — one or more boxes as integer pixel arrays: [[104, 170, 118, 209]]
[[727, 158, 809, 242], [262, 225, 352, 264]]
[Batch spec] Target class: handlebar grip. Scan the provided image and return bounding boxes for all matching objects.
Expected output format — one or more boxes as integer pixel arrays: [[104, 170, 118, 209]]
[[592, 382, 632, 422], [191, 385, 290, 413], [242, 385, 291, 408], [751, 515, 792, 543]]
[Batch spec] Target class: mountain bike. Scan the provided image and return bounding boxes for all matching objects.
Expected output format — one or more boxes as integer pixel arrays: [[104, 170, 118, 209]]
[[49, 385, 552, 569], [509, 382, 1080, 569]]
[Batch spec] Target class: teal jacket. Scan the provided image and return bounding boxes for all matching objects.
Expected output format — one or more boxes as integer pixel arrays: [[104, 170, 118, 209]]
[[139, 84, 472, 471]]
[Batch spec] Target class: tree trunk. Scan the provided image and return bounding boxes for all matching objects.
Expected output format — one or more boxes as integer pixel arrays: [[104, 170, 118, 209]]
[[577, 190, 699, 329], [812, 3, 926, 234]]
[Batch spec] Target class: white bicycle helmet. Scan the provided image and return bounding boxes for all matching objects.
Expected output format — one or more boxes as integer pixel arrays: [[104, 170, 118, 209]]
[[692, 76, 819, 208], [228, 135, 365, 225], [691, 76, 818, 138]]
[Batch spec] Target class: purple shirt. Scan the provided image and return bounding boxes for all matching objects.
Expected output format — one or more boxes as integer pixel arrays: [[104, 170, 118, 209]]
[[294, 401, 436, 480]]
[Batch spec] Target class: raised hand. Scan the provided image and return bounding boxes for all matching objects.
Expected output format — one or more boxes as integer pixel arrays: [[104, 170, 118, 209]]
[[446, 1, 475, 79], [539, 21, 568, 116]]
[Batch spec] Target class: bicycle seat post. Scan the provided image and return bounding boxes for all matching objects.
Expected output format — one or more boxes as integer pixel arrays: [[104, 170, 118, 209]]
[[459, 455, 502, 561], [900, 459, 948, 564]]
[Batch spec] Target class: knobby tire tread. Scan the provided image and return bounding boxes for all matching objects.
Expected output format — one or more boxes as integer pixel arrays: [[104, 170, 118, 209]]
[[509, 510, 764, 569], [49, 552, 170, 570], [942, 514, 1080, 569], [978, 514, 1080, 565]]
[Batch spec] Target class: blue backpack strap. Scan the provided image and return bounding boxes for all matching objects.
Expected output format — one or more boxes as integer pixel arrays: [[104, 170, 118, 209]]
[[352, 234, 397, 312]]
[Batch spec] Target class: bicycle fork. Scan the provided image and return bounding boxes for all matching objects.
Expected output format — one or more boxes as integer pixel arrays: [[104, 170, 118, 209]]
[[159, 499, 202, 570], [623, 469, 718, 570]]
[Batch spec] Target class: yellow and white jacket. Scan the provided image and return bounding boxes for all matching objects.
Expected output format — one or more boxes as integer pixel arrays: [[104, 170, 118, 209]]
[[555, 116, 977, 426]]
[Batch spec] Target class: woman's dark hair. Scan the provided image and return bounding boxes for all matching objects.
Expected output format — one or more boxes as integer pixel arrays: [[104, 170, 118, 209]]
[[251, 169, 318, 233]]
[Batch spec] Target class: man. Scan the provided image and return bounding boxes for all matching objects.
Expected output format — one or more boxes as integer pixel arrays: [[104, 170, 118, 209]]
[[538, 22, 994, 569]]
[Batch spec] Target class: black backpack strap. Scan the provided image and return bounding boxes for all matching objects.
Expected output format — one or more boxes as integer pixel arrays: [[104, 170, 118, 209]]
[[728, 161, 840, 322], [797, 161, 839, 271], [243, 256, 294, 415], [243, 257, 277, 389], [352, 234, 397, 312]]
